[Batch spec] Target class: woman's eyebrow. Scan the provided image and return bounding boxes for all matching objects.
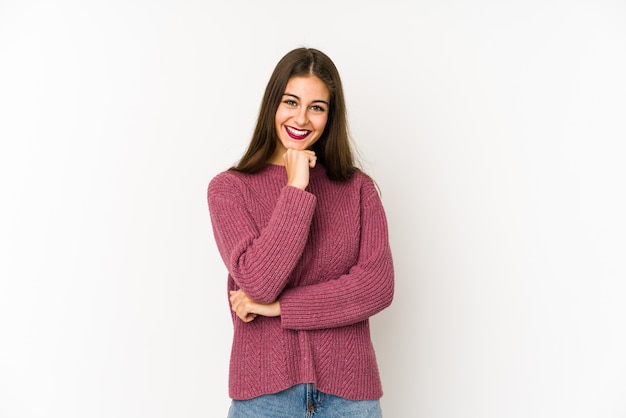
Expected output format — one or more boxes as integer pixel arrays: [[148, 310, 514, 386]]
[[283, 93, 329, 106]]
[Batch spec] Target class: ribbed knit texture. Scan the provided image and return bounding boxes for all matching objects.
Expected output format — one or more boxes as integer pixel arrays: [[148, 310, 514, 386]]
[[207, 163, 394, 401]]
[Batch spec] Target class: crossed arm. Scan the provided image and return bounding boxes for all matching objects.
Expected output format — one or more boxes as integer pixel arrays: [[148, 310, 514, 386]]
[[208, 158, 393, 331], [216, 182, 393, 330]]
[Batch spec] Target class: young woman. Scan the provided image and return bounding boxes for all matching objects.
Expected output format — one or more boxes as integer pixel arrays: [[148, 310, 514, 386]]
[[207, 47, 394, 418]]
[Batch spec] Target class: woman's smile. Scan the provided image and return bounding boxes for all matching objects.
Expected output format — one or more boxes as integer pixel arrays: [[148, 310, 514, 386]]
[[285, 125, 312, 140]]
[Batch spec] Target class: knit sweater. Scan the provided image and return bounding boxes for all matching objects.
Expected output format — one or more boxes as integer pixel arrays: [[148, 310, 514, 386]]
[[207, 163, 394, 401]]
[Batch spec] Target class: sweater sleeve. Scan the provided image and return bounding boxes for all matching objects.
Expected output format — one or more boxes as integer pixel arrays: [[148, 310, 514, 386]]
[[279, 178, 394, 330], [207, 173, 317, 303]]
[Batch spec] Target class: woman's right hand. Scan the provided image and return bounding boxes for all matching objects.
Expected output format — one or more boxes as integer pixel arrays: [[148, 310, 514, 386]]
[[283, 149, 316, 190]]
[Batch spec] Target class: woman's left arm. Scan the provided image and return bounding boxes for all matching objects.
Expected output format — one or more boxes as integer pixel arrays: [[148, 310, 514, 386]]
[[278, 179, 395, 330]]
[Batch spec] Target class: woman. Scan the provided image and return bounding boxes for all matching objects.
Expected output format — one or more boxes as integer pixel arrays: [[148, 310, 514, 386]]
[[207, 47, 394, 418]]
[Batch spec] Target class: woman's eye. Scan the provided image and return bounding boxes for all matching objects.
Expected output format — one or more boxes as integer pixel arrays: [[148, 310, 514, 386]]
[[284, 100, 297, 106], [310, 105, 326, 112]]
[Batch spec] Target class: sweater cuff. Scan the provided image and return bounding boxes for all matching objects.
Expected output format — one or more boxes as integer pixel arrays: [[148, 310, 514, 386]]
[[277, 186, 316, 224]]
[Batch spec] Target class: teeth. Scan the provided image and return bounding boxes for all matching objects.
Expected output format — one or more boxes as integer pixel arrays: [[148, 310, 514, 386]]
[[287, 126, 309, 136]]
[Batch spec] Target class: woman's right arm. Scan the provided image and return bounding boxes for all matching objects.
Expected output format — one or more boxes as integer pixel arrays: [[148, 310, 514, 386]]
[[207, 173, 316, 304]]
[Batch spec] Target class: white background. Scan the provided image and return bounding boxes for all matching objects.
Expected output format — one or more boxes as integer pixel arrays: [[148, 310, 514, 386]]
[[1, 1, 625, 417]]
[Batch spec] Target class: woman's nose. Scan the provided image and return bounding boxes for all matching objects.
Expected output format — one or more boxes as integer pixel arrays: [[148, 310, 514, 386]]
[[293, 107, 308, 125]]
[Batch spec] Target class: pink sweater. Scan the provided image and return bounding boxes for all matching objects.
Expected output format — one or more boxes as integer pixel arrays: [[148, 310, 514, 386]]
[[207, 163, 394, 400]]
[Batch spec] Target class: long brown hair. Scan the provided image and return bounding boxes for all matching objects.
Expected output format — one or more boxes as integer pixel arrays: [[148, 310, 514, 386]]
[[230, 48, 357, 181]]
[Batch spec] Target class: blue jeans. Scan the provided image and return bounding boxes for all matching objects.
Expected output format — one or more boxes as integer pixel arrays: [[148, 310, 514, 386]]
[[227, 383, 383, 418]]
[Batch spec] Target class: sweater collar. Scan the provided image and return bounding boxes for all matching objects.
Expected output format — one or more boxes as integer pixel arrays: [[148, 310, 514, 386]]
[[261, 163, 327, 179]]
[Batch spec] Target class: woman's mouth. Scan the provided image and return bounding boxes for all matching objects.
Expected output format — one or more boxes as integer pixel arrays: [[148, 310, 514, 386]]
[[285, 126, 311, 140]]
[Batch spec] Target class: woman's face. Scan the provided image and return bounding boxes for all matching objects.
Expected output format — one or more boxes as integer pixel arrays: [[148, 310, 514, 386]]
[[273, 75, 330, 159]]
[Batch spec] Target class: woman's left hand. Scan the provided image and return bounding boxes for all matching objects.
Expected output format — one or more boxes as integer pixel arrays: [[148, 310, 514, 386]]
[[229, 289, 281, 322]]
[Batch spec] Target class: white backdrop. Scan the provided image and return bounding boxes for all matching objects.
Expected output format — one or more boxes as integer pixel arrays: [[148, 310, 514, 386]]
[[1, 1, 625, 417]]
